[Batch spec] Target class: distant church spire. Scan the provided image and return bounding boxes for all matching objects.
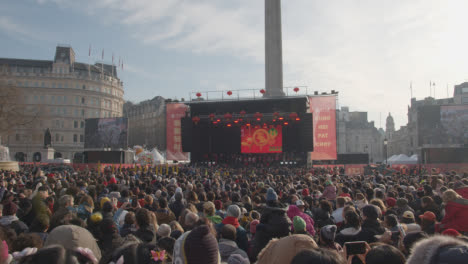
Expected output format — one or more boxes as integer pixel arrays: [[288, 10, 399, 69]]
[[386, 112, 395, 139]]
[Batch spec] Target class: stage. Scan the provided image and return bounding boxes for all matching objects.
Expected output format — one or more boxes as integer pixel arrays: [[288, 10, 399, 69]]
[[178, 96, 314, 165]]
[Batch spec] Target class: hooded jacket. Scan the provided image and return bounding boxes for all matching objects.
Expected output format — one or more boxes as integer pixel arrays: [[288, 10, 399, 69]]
[[251, 206, 290, 261], [355, 219, 385, 243], [287, 205, 316, 236], [407, 235, 468, 264], [440, 198, 468, 232], [218, 239, 249, 263]]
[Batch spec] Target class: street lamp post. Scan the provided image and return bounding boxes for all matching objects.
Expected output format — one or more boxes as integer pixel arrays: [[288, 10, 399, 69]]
[[383, 138, 388, 165]]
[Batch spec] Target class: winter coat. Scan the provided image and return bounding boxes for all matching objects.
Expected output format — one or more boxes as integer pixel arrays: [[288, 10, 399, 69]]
[[287, 205, 316, 236], [218, 239, 249, 263], [133, 226, 155, 243], [313, 208, 335, 229], [169, 200, 185, 219], [335, 226, 361, 246], [321, 185, 337, 201], [440, 198, 468, 232], [0, 215, 28, 235], [216, 217, 249, 253], [407, 235, 468, 264], [355, 219, 385, 243], [155, 208, 176, 225], [251, 206, 290, 261]]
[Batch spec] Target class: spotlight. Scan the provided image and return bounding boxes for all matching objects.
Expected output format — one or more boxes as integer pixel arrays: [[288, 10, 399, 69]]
[[321, 92, 327, 95], [284, 122, 289, 125], [217, 119, 221, 122], [234, 120, 239, 124], [246, 123, 251, 126], [256, 118, 261, 121], [314, 91, 319, 95], [295, 117, 300, 121], [227, 124, 232, 127], [279, 117, 284, 120]]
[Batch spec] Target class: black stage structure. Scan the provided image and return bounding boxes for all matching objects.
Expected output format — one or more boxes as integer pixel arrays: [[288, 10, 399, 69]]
[[181, 97, 314, 166]]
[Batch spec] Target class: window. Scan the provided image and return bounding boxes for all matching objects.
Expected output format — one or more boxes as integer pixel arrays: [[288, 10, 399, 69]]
[[81, 109, 85, 117], [74, 121, 78, 128], [80, 121, 84, 128], [15, 134, 20, 141], [61, 135, 64, 142], [76, 84, 80, 89], [80, 135, 84, 142], [73, 134, 78, 142], [55, 134, 59, 142], [58, 83, 62, 88], [55, 120, 60, 127], [24, 81, 28, 87], [75, 97, 79, 104], [81, 97, 85, 104], [51, 95, 55, 103], [462, 87, 468, 93], [74, 109, 79, 116], [82, 85, 86, 90], [52, 83, 56, 88]]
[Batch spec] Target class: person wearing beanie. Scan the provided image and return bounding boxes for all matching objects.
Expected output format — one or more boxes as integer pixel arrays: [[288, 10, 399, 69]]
[[252, 190, 291, 261], [0, 201, 28, 235], [215, 205, 249, 253], [355, 205, 385, 243], [173, 225, 220, 264], [249, 219, 259, 237], [287, 203, 315, 236], [407, 235, 468, 264], [320, 181, 336, 201], [218, 224, 249, 263], [266, 188, 278, 204], [386, 197, 397, 208], [441, 228, 462, 237], [319, 225, 341, 252], [293, 216, 307, 235]]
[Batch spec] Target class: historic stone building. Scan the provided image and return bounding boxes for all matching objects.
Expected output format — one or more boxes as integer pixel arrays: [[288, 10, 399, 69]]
[[0, 45, 124, 161], [337, 107, 385, 163], [123, 96, 166, 151], [387, 82, 468, 159]]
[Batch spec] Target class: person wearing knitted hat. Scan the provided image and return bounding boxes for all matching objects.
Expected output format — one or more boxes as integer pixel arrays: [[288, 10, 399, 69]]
[[173, 225, 221, 264], [319, 225, 342, 252], [251, 189, 291, 261], [293, 216, 307, 235], [287, 202, 316, 236], [266, 188, 278, 204], [216, 205, 249, 253]]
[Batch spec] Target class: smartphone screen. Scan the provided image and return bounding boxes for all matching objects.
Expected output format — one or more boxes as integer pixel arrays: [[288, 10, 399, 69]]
[[345, 241, 366, 256]]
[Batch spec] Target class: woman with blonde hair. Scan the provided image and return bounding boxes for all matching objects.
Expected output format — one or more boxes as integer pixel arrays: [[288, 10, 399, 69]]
[[439, 189, 468, 233], [77, 195, 94, 221], [370, 198, 386, 217]]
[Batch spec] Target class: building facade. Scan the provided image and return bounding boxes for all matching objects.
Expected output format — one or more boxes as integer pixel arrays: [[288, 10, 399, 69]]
[[0, 45, 124, 161], [123, 96, 166, 151], [337, 107, 385, 163], [387, 82, 468, 159]]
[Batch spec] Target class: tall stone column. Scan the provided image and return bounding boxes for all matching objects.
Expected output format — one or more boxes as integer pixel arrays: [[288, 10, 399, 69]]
[[264, 0, 285, 97]]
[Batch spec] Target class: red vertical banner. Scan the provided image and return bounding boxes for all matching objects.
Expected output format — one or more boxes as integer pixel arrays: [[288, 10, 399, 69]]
[[309, 96, 337, 160], [166, 103, 189, 161]]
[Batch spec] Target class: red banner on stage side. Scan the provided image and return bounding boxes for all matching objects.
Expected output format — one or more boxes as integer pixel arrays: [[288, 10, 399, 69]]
[[241, 125, 282, 153], [309, 96, 337, 160], [166, 103, 189, 161]]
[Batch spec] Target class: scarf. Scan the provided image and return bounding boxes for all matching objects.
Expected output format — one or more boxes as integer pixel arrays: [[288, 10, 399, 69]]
[[222, 216, 240, 228]]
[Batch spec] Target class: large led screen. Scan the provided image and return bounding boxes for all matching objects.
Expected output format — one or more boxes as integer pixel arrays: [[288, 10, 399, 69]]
[[85, 118, 128, 149], [241, 125, 282, 153]]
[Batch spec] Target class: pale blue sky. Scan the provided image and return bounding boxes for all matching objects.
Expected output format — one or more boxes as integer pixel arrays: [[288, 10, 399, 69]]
[[1, 0, 468, 129]]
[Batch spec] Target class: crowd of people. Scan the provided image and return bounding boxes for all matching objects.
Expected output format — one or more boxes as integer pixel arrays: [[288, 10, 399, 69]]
[[0, 163, 466, 264]]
